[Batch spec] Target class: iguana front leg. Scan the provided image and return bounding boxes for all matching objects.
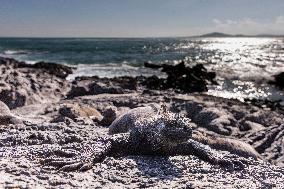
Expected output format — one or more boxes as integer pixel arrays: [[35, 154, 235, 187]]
[[171, 139, 247, 170], [42, 133, 131, 172]]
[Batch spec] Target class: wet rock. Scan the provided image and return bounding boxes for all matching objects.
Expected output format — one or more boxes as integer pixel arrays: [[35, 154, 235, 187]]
[[144, 62, 163, 69], [143, 61, 217, 92], [269, 72, 284, 88], [17, 61, 73, 79], [0, 57, 72, 79], [274, 72, 284, 88]]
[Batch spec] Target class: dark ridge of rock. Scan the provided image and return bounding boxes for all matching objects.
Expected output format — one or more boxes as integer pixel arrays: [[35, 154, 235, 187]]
[[144, 62, 162, 69], [143, 61, 217, 92], [138, 75, 166, 90], [67, 76, 137, 98], [67, 61, 216, 99], [244, 98, 284, 114], [0, 57, 71, 109], [246, 124, 284, 165], [269, 72, 284, 89], [0, 57, 73, 79], [17, 61, 73, 79], [274, 72, 284, 88]]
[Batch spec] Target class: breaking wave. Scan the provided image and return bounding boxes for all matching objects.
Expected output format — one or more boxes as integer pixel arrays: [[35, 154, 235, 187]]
[[3, 50, 30, 55]]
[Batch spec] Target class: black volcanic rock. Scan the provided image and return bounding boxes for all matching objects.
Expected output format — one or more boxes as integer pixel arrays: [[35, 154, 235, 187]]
[[67, 76, 137, 98], [143, 61, 217, 93], [144, 62, 163, 69], [0, 57, 73, 79], [24, 62, 72, 79], [244, 98, 284, 114], [273, 72, 284, 88]]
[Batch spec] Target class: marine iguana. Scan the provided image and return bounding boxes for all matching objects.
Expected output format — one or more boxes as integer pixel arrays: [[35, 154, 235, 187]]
[[110, 104, 261, 160], [43, 105, 248, 172]]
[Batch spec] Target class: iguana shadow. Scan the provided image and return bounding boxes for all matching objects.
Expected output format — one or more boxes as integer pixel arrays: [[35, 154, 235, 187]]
[[127, 155, 183, 180]]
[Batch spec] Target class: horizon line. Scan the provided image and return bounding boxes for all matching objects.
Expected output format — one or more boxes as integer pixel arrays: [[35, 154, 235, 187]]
[[0, 32, 284, 39]]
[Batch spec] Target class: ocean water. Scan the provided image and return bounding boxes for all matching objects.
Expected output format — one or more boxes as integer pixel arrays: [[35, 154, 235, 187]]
[[0, 37, 283, 102]]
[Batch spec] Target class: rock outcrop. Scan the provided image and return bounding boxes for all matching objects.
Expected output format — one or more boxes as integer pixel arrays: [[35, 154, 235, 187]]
[[269, 72, 284, 88], [0, 100, 23, 125], [0, 57, 72, 109], [67, 76, 137, 98], [54, 103, 103, 123], [143, 61, 217, 92], [246, 124, 284, 166]]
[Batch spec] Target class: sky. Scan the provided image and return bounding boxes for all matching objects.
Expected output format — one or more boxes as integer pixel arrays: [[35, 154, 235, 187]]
[[0, 0, 284, 37]]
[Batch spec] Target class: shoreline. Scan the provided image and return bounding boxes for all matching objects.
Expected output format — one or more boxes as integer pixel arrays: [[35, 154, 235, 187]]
[[0, 56, 283, 112], [1, 55, 283, 103]]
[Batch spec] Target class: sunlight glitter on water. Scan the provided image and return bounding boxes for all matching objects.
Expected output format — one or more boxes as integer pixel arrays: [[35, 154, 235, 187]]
[[1, 37, 283, 102], [207, 79, 284, 102], [201, 38, 284, 102], [202, 38, 283, 69]]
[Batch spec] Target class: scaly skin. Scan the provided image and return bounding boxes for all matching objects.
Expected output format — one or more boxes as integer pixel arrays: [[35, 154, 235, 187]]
[[108, 104, 159, 134], [43, 105, 247, 171]]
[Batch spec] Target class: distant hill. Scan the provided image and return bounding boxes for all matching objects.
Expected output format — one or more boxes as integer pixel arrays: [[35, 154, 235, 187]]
[[198, 32, 284, 38], [200, 32, 233, 37]]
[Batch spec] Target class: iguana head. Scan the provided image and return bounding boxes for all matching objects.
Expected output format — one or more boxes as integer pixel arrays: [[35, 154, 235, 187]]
[[158, 108, 192, 144], [134, 105, 192, 149]]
